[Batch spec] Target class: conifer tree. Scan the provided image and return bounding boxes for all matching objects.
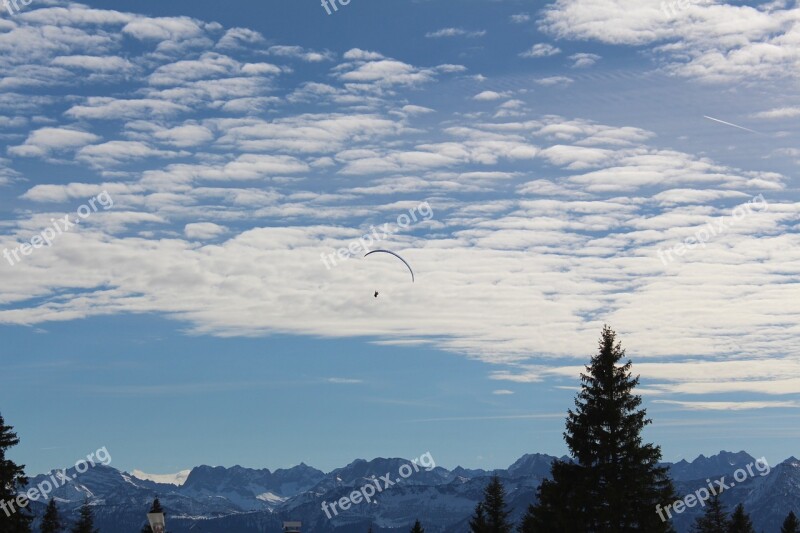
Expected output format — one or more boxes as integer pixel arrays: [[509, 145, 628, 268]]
[[691, 494, 727, 533], [470, 476, 513, 533], [70, 499, 98, 533], [470, 502, 489, 533], [782, 511, 800, 533], [410, 519, 425, 533], [521, 326, 676, 532], [41, 499, 63, 533], [726, 503, 754, 533], [0, 412, 33, 533]]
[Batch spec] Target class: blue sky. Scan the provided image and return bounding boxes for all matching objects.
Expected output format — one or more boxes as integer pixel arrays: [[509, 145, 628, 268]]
[[1, 0, 799, 477]]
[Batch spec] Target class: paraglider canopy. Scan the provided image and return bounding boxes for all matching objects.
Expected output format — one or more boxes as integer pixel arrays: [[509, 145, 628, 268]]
[[364, 249, 415, 282]]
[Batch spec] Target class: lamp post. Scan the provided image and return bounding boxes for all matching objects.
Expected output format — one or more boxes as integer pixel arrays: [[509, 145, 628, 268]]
[[147, 512, 166, 533]]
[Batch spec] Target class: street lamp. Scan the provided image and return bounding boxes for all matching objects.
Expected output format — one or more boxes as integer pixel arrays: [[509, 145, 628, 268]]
[[283, 521, 302, 533], [147, 512, 166, 533]]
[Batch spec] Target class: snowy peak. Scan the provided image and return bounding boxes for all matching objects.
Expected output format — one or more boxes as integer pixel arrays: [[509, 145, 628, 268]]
[[130, 469, 191, 486]]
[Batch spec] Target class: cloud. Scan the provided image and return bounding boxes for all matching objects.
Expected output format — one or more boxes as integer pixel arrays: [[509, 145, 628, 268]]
[[326, 378, 364, 384], [534, 76, 573, 86], [267, 45, 334, 62], [122, 16, 208, 42], [66, 98, 190, 120], [540, 0, 800, 83], [1, 2, 798, 413], [569, 53, 601, 68], [151, 124, 215, 148], [343, 48, 384, 61], [51, 55, 137, 74], [751, 107, 800, 120], [510, 13, 531, 24], [76, 141, 183, 168], [185, 222, 228, 240], [492, 389, 515, 395], [520, 43, 561, 58], [473, 91, 510, 101], [425, 28, 486, 38], [653, 400, 800, 411], [9, 127, 100, 157]]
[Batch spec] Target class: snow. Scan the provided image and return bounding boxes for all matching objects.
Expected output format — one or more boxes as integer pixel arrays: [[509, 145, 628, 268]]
[[131, 469, 192, 486]]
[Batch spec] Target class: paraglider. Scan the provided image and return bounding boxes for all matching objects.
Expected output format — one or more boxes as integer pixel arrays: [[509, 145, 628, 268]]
[[365, 249, 414, 298], [364, 249, 415, 282]]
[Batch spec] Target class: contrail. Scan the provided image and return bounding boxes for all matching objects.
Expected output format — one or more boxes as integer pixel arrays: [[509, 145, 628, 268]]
[[703, 115, 761, 135]]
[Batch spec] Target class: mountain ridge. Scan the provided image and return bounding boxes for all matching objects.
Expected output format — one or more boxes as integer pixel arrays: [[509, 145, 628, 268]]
[[23, 450, 799, 533]]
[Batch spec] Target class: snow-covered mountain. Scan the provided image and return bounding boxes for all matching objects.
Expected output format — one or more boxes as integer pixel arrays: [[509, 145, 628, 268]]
[[131, 469, 192, 486], [23, 451, 800, 532]]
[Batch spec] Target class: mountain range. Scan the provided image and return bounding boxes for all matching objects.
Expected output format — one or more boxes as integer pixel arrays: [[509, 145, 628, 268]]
[[23, 451, 800, 532]]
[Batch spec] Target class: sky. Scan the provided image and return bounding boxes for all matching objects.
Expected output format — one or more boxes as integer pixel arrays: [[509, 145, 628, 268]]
[[0, 0, 799, 477]]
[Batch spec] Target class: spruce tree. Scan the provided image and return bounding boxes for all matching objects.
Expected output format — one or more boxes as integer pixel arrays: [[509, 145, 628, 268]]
[[522, 326, 676, 532], [70, 499, 98, 533], [41, 499, 63, 533], [470, 502, 489, 533], [691, 494, 727, 533], [410, 519, 425, 533], [0, 412, 33, 533], [726, 504, 754, 533], [470, 476, 512, 533], [782, 511, 800, 533], [518, 505, 535, 533]]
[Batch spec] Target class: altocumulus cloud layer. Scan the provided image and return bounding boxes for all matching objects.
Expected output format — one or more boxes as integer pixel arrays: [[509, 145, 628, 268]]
[[1, 1, 799, 410]]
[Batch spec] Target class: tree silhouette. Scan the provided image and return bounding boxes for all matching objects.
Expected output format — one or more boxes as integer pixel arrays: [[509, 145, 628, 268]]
[[41, 499, 63, 533], [470, 502, 489, 533], [0, 412, 32, 533], [410, 519, 425, 533], [521, 326, 676, 532], [690, 494, 727, 533], [726, 503, 754, 533], [70, 499, 98, 533], [782, 511, 800, 533], [470, 475, 512, 532]]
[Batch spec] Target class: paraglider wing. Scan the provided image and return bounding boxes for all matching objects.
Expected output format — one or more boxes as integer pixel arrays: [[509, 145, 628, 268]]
[[364, 249, 415, 282]]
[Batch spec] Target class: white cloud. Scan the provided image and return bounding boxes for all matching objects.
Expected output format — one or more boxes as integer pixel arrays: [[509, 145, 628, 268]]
[[751, 106, 800, 120], [569, 53, 601, 68], [425, 28, 486, 38], [520, 43, 561, 58], [535, 76, 574, 86], [473, 91, 509, 101], [326, 378, 364, 384], [653, 400, 800, 411], [185, 222, 228, 239], [267, 45, 334, 62], [541, 0, 800, 82], [8, 127, 100, 157]]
